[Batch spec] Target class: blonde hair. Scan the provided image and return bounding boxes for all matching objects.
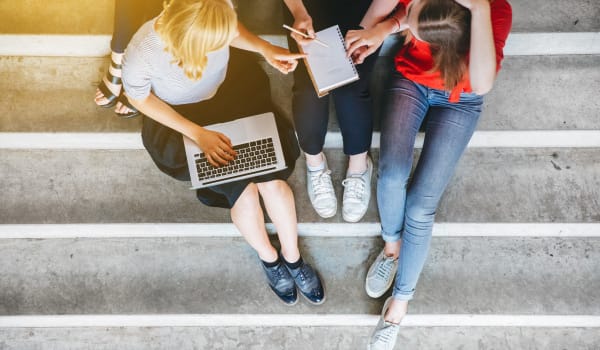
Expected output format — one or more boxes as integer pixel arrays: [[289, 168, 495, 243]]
[[156, 0, 237, 80]]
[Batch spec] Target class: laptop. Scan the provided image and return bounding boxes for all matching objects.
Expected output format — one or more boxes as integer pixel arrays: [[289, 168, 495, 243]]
[[183, 112, 287, 189]]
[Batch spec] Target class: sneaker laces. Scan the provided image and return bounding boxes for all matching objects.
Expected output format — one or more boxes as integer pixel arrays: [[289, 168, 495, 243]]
[[310, 169, 334, 198], [342, 176, 365, 202], [374, 256, 395, 282], [374, 322, 400, 343]]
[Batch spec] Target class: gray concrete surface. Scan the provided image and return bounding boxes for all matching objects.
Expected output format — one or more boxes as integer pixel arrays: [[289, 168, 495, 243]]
[[1, 327, 600, 350], [0, 236, 598, 315], [1, 148, 600, 224], [2, 55, 600, 132], [1, 0, 599, 34]]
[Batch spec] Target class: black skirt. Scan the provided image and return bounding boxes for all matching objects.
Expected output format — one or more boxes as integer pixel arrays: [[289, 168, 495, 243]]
[[141, 49, 300, 208]]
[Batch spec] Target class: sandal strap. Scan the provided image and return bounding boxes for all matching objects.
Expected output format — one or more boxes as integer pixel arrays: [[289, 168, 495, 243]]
[[111, 60, 122, 70], [97, 80, 119, 103], [118, 93, 138, 112], [105, 70, 122, 85]]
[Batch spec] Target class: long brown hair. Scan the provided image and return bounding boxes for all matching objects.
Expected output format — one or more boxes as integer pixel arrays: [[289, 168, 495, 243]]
[[417, 0, 471, 90]]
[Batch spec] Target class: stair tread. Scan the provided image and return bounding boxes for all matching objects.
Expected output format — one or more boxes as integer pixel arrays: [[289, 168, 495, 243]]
[[0, 236, 598, 315], [1, 148, 599, 224]]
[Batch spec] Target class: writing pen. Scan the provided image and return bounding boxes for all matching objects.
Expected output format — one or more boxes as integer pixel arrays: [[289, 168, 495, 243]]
[[283, 24, 329, 48]]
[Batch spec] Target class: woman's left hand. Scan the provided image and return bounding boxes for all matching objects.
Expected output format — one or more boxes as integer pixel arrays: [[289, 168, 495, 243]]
[[345, 25, 389, 64], [261, 44, 306, 74]]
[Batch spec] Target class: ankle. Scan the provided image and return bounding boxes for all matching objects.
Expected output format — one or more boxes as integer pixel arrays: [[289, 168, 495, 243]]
[[383, 240, 401, 259], [384, 299, 408, 324], [347, 153, 368, 175], [280, 248, 300, 264], [306, 152, 325, 168], [111, 51, 124, 64], [258, 248, 279, 264]]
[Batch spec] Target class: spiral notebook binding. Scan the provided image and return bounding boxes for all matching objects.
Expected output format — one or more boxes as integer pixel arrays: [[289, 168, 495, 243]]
[[336, 25, 359, 76]]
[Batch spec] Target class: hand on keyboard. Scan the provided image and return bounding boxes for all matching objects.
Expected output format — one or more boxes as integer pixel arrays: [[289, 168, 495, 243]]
[[194, 128, 237, 167]]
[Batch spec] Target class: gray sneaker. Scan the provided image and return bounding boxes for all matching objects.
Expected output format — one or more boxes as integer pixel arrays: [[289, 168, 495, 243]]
[[368, 297, 400, 350], [365, 250, 398, 298], [306, 155, 337, 218], [342, 156, 373, 222]]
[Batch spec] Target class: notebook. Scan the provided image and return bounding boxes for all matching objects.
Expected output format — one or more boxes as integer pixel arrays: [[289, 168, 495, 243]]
[[183, 112, 287, 189], [299, 25, 360, 97]]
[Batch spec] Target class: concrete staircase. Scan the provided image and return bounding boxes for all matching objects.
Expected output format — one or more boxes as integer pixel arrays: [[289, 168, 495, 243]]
[[1, 0, 599, 349]]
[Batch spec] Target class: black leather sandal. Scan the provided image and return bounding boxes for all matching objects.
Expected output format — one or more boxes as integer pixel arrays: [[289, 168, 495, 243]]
[[115, 93, 141, 119], [97, 60, 122, 108]]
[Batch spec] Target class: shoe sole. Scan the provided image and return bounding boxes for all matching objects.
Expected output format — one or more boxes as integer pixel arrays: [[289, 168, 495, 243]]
[[365, 281, 392, 299]]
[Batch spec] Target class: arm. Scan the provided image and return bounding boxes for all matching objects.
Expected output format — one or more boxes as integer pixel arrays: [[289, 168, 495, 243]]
[[127, 93, 236, 167], [230, 20, 305, 74], [345, 0, 407, 64], [456, 0, 496, 94], [283, 0, 315, 45]]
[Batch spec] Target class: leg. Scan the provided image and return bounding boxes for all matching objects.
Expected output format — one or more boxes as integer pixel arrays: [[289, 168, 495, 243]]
[[230, 183, 278, 262], [256, 179, 326, 305], [365, 71, 428, 298], [388, 92, 483, 319], [98, 0, 162, 113], [377, 72, 429, 254], [332, 47, 380, 222], [255, 180, 300, 263]]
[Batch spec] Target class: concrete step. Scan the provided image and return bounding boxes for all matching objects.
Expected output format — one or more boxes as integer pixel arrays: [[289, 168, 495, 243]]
[[0, 236, 598, 315], [2, 0, 599, 35], [1, 148, 600, 224], [1, 55, 599, 132], [1, 325, 599, 350]]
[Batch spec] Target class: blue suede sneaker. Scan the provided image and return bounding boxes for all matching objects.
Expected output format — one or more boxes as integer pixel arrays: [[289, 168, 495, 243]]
[[262, 261, 298, 305], [285, 261, 325, 305]]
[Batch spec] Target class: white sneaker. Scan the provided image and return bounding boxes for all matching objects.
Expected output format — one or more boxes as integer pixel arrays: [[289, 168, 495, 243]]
[[368, 297, 400, 350], [306, 155, 337, 218], [342, 156, 373, 222], [365, 250, 398, 298]]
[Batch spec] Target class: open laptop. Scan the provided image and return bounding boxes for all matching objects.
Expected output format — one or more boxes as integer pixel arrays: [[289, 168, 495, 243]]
[[183, 112, 287, 189]]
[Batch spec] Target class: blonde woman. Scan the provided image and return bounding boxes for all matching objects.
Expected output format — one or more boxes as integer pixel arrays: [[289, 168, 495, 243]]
[[122, 0, 325, 305]]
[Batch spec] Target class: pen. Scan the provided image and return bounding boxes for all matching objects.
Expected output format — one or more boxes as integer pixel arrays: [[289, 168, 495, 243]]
[[282, 24, 329, 48]]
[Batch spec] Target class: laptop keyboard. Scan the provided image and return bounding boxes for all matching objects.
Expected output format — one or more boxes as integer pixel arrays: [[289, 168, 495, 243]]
[[195, 137, 277, 181]]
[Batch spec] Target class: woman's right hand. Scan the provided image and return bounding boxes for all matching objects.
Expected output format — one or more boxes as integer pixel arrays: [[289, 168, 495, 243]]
[[193, 128, 236, 167], [290, 14, 315, 46]]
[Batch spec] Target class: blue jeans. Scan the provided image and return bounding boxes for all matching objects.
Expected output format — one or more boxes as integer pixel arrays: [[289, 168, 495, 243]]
[[377, 71, 483, 300]]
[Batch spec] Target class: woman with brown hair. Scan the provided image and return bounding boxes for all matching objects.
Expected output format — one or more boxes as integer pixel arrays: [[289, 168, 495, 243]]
[[345, 0, 512, 348]]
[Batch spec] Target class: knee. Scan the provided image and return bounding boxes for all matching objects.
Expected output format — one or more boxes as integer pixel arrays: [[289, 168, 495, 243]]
[[404, 196, 437, 236], [378, 163, 410, 190], [234, 183, 260, 208], [256, 180, 290, 197]]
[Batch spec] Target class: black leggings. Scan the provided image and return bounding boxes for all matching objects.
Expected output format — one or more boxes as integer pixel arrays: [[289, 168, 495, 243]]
[[283, 0, 380, 156], [110, 0, 163, 53]]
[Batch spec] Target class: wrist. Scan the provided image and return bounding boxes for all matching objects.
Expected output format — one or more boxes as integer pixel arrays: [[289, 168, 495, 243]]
[[470, 0, 491, 14], [378, 17, 400, 36]]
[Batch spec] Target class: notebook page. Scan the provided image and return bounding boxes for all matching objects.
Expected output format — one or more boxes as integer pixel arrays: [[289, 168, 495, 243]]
[[301, 25, 359, 96]]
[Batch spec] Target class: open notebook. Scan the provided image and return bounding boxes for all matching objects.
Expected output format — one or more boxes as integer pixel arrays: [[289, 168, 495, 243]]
[[299, 25, 359, 97]]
